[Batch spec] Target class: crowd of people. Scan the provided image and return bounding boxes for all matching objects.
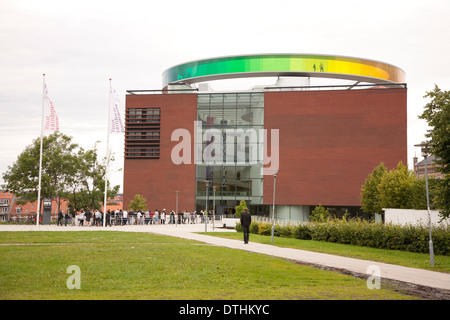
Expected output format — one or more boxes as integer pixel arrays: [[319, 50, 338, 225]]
[[57, 208, 216, 227]]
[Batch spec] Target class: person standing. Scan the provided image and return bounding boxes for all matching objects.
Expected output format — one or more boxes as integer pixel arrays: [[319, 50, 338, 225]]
[[85, 210, 92, 227], [200, 210, 204, 223], [122, 209, 128, 225], [115, 209, 120, 225], [240, 208, 251, 244], [78, 210, 85, 226], [71, 210, 76, 226], [57, 211, 64, 226], [150, 210, 154, 224], [64, 211, 70, 226], [154, 210, 159, 224], [144, 210, 150, 224], [95, 210, 100, 226], [96, 210, 102, 226], [169, 210, 174, 224], [136, 210, 142, 225], [161, 209, 166, 224], [106, 210, 111, 227]]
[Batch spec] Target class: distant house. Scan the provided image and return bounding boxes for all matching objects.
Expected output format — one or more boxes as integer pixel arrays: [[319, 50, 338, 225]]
[[413, 154, 444, 179], [12, 198, 70, 215], [0, 191, 15, 222], [0, 191, 123, 223]]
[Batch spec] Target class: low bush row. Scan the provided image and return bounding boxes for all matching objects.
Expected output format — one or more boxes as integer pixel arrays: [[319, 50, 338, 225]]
[[236, 219, 450, 255]]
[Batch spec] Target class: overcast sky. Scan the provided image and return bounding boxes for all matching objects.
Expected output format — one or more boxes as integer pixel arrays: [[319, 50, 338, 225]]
[[1, 0, 449, 193]]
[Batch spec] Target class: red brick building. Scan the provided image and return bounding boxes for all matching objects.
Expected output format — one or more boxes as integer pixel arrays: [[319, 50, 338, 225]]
[[413, 155, 444, 179], [123, 54, 407, 221]]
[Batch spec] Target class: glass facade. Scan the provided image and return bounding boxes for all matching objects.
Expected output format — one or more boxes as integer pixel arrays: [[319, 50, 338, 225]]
[[196, 92, 264, 214]]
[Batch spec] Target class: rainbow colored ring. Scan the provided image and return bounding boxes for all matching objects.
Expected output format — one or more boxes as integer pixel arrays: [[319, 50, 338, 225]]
[[162, 54, 405, 88]]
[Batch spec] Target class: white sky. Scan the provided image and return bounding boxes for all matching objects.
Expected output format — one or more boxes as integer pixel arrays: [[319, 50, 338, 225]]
[[1, 0, 449, 193]]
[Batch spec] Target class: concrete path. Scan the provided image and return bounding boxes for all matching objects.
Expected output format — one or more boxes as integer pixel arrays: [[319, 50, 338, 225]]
[[1, 223, 449, 297]]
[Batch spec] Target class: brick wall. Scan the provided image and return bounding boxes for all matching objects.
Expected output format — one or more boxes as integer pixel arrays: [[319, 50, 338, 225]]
[[263, 88, 407, 206]]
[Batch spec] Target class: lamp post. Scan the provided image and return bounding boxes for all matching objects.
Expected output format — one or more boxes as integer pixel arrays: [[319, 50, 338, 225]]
[[204, 180, 210, 232], [175, 191, 179, 227], [213, 186, 216, 231], [414, 142, 434, 267], [271, 170, 278, 243]]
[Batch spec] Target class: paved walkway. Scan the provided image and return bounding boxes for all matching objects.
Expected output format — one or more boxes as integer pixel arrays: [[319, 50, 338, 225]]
[[1, 223, 449, 297]]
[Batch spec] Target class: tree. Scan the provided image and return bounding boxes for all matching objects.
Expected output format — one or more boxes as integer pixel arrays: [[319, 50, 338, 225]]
[[361, 162, 387, 215], [67, 143, 119, 211], [234, 200, 248, 218], [418, 85, 450, 218], [78, 144, 107, 210], [2, 133, 119, 213], [129, 194, 147, 212], [64, 148, 88, 211], [378, 162, 415, 209], [310, 204, 329, 222], [410, 177, 439, 210], [360, 161, 441, 212], [2, 132, 78, 208]]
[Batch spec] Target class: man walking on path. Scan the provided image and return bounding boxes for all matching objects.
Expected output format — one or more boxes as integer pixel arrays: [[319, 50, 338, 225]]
[[240, 208, 251, 244]]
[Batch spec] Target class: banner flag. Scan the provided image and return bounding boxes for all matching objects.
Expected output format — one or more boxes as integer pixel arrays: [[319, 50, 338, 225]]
[[110, 87, 124, 134], [103, 80, 123, 227], [43, 83, 59, 132]]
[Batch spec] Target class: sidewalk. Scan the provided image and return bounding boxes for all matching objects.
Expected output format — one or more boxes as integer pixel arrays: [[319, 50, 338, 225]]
[[1, 223, 449, 297]]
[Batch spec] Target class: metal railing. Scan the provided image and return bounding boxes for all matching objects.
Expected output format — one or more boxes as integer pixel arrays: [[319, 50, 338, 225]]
[[263, 83, 407, 92], [126, 83, 406, 95], [126, 88, 199, 95]]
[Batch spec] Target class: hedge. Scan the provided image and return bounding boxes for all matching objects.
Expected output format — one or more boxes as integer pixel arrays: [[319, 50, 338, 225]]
[[236, 219, 450, 256]]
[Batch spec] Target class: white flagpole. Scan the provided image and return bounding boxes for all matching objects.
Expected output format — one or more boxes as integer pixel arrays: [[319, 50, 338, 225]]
[[36, 74, 46, 226], [103, 79, 112, 227]]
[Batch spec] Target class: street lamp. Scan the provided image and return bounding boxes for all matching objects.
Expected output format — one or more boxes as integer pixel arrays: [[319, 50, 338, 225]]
[[414, 142, 434, 267], [213, 186, 216, 231], [202, 179, 211, 232], [175, 191, 179, 227], [271, 170, 278, 243]]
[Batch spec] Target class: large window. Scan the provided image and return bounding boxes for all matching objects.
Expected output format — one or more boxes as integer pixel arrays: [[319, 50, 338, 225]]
[[196, 93, 264, 207]]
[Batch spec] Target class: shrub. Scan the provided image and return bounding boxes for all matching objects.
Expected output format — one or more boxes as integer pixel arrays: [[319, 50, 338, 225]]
[[293, 224, 312, 240], [309, 223, 330, 242], [433, 229, 450, 255], [234, 200, 248, 218], [249, 221, 259, 234], [245, 220, 449, 255], [257, 222, 272, 236], [275, 224, 294, 238], [310, 204, 330, 222], [129, 194, 147, 212]]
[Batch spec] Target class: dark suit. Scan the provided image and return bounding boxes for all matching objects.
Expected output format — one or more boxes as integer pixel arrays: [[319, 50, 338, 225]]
[[240, 211, 251, 243]]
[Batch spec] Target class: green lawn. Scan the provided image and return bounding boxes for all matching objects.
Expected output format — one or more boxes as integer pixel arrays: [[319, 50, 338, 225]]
[[205, 232, 450, 273], [0, 231, 419, 300]]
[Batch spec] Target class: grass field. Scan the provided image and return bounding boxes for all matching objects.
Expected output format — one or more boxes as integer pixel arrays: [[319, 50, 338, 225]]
[[204, 232, 450, 273], [0, 231, 420, 300]]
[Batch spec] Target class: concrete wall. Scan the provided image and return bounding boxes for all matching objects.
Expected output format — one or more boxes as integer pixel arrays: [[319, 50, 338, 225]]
[[384, 208, 449, 227]]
